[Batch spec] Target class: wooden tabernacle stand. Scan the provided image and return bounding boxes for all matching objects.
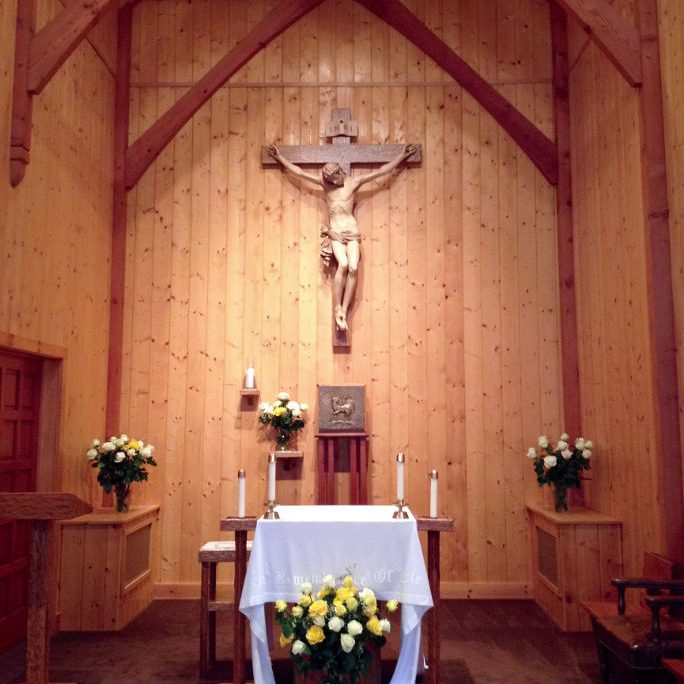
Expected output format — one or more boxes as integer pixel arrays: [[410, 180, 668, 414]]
[[315, 432, 368, 504], [220, 512, 454, 684], [0, 492, 92, 684]]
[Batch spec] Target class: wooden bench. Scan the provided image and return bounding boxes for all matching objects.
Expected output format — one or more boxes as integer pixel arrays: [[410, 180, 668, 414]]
[[582, 552, 684, 683], [198, 540, 253, 677]]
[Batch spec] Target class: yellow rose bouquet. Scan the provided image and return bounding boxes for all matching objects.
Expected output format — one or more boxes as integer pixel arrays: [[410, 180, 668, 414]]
[[275, 574, 399, 684]]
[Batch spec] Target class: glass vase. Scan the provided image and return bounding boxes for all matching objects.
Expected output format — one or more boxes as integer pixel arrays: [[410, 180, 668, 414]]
[[553, 483, 568, 512], [114, 484, 131, 513], [276, 431, 290, 451]]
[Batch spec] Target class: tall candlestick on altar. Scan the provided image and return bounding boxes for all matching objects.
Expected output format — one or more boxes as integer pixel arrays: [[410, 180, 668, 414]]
[[429, 469, 438, 518], [396, 453, 405, 502], [237, 469, 246, 517], [267, 453, 276, 502]]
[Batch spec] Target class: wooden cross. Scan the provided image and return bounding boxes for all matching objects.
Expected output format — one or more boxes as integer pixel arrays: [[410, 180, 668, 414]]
[[261, 108, 421, 175]]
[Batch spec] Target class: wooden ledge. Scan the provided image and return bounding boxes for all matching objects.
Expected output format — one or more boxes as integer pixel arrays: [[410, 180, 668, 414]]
[[416, 516, 454, 532], [0, 492, 92, 520], [61, 504, 160, 526], [526, 502, 621, 525], [221, 516, 258, 532]]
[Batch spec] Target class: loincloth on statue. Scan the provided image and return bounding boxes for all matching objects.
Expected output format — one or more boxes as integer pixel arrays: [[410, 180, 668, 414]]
[[320, 227, 362, 267]]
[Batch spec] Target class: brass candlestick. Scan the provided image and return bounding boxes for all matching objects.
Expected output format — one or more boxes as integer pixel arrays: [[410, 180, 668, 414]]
[[392, 498, 409, 519], [263, 500, 280, 519]]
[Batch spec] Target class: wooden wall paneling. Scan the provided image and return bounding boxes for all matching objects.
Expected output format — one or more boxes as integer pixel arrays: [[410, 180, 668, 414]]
[[442, 83, 466, 577], [296, 86, 319, 505], [129, 82, 156, 455], [299, 3, 318, 83], [404, 0, 425, 82], [424, 0, 443, 82], [533, 83, 560, 436], [146, 87, 175, 582], [387, 86, 410, 503], [245, 0, 265, 83], [369, 84, 391, 506], [516, 85, 542, 507], [496, 0, 516, 86], [370, 7, 389, 84], [480, 98, 506, 581], [279, 87, 301, 404], [240, 86, 265, 510], [499, 84, 526, 581], [228, 0, 248, 84], [462, 90, 486, 581], [405, 84, 427, 512], [477, 0, 498, 85], [160, 95, 192, 584], [317, 0, 334, 82], [353, 2, 371, 84], [334, 0, 353, 83], [222, 86, 247, 500], [423, 84, 446, 521], [200, 88, 228, 548]]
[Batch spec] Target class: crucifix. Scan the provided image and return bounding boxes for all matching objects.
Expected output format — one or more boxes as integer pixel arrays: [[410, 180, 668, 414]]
[[262, 108, 421, 349]]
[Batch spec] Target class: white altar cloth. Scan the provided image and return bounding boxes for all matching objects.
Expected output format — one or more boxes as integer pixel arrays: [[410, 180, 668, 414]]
[[240, 505, 433, 684]]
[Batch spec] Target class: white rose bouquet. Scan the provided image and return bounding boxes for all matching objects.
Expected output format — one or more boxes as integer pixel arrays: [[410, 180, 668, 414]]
[[527, 433, 593, 511], [87, 434, 157, 512], [275, 574, 398, 684], [258, 391, 308, 450]]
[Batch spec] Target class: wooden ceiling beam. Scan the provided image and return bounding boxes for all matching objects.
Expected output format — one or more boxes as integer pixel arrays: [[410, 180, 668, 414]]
[[353, 0, 558, 186], [549, 0, 642, 86], [28, 0, 124, 94], [124, 0, 324, 189]]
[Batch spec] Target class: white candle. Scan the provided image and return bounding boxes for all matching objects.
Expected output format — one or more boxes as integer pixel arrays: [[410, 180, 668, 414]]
[[237, 469, 246, 517], [429, 469, 438, 518], [244, 362, 255, 389], [268, 453, 276, 502], [396, 453, 405, 502]]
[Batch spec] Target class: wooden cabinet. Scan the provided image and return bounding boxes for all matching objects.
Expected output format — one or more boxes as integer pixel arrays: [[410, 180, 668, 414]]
[[59, 505, 159, 631], [526, 503, 622, 632]]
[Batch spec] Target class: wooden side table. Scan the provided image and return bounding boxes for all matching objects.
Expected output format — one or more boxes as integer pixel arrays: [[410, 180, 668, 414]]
[[526, 503, 622, 631], [315, 432, 368, 504], [0, 492, 92, 684], [59, 505, 159, 631]]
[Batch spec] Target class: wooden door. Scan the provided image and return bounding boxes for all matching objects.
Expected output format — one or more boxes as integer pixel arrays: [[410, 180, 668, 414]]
[[0, 351, 42, 652]]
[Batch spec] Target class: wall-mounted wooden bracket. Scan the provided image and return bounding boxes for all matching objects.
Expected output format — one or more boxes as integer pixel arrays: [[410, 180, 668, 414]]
[[9, 0, 122, 186], [10, 0, 36, 187]]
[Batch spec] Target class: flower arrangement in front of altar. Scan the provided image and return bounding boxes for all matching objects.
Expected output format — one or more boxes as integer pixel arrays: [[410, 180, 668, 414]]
[[87, 434, 157, 512], [527, 433, 593, 511], [258, 391, 308, 451], [275, 574, 398, 684]]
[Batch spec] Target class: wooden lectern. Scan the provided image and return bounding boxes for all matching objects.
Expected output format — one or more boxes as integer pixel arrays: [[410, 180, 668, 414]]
[[0, 492, 92, 684]]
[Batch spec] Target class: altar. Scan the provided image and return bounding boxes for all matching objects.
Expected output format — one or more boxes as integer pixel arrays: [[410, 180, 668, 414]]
[[239, 505, 433, 684]]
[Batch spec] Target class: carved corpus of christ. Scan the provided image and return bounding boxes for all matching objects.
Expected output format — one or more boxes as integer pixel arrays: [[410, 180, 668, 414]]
[[262, 109, 421, 349]]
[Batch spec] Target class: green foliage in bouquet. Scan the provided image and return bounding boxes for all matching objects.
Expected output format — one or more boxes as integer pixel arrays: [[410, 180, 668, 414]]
[[275, 574, 398, 684]]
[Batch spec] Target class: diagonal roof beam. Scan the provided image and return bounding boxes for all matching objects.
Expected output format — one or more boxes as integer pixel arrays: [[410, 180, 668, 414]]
[[124, 0, 324, 189], [549, 0, 642, 86], [354, 0, 558, 186], [28, 0, 126, 94]]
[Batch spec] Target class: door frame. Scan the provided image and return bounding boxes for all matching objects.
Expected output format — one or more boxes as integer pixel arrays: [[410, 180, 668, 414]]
[[0, 332, 66, 493]]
